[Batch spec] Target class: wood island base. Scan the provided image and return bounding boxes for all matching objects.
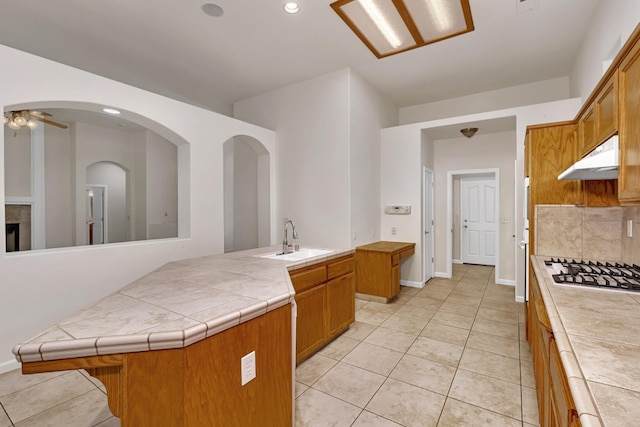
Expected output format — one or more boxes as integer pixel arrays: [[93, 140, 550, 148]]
[[22, 304, 293, 427]]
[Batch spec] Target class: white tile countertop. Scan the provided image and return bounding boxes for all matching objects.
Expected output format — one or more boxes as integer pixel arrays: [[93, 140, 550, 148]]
[[13, 246, 354, 363], [531, 256, 640, 427]]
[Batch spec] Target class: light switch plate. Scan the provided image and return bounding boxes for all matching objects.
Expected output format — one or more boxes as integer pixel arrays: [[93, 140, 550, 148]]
[[627, 219, 633, 238]]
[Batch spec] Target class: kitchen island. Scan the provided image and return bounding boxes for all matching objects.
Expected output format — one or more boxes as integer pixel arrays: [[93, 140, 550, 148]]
[[530, 256, 640, 426], [12, 245, 353, 426]]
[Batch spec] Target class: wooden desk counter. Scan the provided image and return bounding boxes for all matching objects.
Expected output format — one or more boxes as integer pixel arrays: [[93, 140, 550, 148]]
[[355, 241, 415, 302]]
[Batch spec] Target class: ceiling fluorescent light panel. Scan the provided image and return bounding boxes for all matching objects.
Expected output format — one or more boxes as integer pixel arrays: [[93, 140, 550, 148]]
[[331, 0, 474, 58]]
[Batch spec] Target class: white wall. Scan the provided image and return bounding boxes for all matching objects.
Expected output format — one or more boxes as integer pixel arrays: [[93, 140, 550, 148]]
[[433, 132, 516, 281], [3, 129, 30, 196], [382, 98, 582, 294], [233, 137, 259, 251], [146, 130, 178, 239], [348, 71, 398, 247], [0, 44, 276, 371], [570, 0, 640, 102], [380, 125, 423, 285], [44, 125, 73, 248], [234, 69, 398, 250], [399, 77, 570, 125], [234, 69, 351, 248]]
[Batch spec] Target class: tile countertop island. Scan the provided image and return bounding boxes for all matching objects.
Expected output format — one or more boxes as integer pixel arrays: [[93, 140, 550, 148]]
[[531, 256, 640, 427], [12, 245, 353, 427]]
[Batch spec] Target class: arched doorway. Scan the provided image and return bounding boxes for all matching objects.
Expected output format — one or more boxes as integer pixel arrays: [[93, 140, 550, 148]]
[[86, 161, 128, 244], [223, 135, 270, 252]]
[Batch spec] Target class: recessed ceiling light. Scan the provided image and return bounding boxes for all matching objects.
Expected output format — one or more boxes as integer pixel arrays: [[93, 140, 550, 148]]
[[102, 108, 121, 115], [202, 3, 224, 17], [283, 2, 300, 14]]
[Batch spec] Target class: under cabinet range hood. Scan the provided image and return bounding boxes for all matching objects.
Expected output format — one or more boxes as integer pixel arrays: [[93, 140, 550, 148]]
[[558, 135, 619, 181]]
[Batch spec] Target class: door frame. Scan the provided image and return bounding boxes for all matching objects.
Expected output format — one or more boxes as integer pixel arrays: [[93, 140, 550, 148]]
[[86, 184, 108, 245], [446, 168, 500, 280], [422, 167, 434, 284]]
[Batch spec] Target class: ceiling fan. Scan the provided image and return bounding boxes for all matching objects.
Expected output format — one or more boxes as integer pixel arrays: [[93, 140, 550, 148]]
[[3, 110, 68, 130]]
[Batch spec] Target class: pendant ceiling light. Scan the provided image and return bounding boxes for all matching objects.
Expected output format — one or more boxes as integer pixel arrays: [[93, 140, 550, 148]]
[[330, 0, 474, 58]]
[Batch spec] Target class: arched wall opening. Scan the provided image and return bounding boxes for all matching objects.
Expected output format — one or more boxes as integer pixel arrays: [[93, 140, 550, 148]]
[[223, 135, 270, 252], [3, 101, 185, 251]]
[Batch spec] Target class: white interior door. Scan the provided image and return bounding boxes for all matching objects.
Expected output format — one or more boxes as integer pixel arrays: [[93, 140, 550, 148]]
[[423, 168, 434, 283], [461, 178, 496, 266]]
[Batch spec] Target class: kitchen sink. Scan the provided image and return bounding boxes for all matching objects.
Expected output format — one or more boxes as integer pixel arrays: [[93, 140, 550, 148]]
[[258, 248, 333, 261]]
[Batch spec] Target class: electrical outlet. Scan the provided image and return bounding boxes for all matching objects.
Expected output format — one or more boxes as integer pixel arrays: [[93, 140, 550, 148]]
[[241, 351, 256, 385], [628, 219, 633, 238], [391, 226, 397, 235], [371, 228, 375, 238]]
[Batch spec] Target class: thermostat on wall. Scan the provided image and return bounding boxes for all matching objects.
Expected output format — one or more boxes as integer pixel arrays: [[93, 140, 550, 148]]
[[384, 205, 411, 215]]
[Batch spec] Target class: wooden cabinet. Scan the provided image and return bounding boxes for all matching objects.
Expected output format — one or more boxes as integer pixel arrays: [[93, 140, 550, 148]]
[[22, 305, 293, 427], [578, 103, 596, 157], [619, 35, 640, 204], [526, 123, 582, 251], [595, 71, 618, 144], [527, 269, 581, 427], [578, 72, 618, 158], [295, 284, 327, 362], [327, 273, 355, 337], [289, 254, 355, 364], [355, 241, 415, 302]]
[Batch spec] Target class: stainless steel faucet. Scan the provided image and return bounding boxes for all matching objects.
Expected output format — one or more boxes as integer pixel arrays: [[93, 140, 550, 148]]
[[282, 218, 299, 254]]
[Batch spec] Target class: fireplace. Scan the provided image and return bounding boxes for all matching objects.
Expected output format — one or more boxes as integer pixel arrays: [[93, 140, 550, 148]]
[[5, 204, 31, 252], [6, 223, 19, 252]]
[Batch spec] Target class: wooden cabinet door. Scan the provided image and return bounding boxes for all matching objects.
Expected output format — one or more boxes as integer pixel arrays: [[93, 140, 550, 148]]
[[550, 338, 577, 427], [579, 104, 596, 157], [295, 285, 327, 363], [527, 123, 581, 252], [595, 71, 618, 143], [619, 37, 640, 204], [327, 273, 355, 338]]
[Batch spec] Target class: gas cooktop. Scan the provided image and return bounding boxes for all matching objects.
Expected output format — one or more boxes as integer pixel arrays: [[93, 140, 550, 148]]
[[544, 258, 640, 293]]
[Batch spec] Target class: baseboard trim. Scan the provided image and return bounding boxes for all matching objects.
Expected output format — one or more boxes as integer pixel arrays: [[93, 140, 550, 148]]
[[515, 295, 525, 303], [452, 259, 462, 264], [434, 272, 452, 279], [0, 358, 20, 375], [400, 280, 423, 288], [495, 279, 517, 286]]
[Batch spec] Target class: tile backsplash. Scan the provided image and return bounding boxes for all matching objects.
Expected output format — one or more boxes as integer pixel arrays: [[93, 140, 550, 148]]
[[534, 205, 640, 263]]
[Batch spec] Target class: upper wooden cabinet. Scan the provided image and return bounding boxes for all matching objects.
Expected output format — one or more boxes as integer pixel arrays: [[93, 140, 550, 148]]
[[577, 102, 596, 157], [619, 35, 640, 204], [526, 123, 582, 252], [577, 71, 618, 158], [595, 71, 619, 144]]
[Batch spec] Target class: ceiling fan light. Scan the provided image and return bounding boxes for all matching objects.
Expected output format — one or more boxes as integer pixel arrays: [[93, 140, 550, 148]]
[[7, 120, 21, 130], [13, 115, 27, 126], [26, 120, 38, 129], [2, 115, 8, 125]]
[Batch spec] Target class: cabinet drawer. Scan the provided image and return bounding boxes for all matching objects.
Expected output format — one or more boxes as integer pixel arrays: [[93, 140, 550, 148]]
[[400, 247, 415, 259], [328, 256, 354, 279], [290, 265, 327, 293], [391, 254, 400, 266]]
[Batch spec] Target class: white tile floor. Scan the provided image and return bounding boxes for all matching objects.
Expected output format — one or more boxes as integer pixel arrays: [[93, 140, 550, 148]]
[[0, 264, 539, 426]]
